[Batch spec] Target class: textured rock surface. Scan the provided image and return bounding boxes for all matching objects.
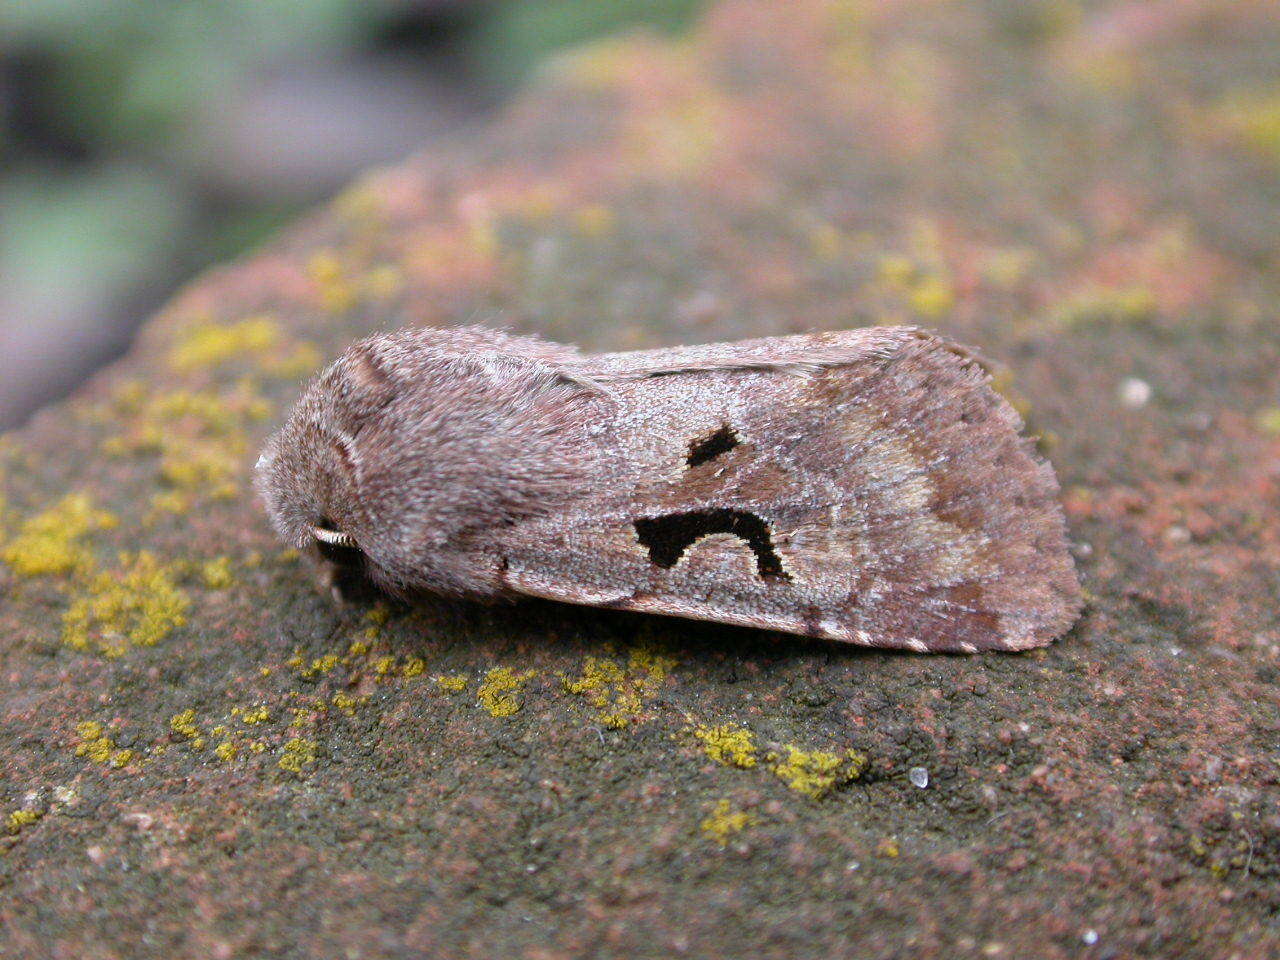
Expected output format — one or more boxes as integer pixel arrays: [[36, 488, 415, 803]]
[[2, 1, 1279, 957]]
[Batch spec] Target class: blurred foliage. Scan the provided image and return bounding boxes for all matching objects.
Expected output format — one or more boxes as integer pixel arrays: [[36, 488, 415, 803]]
[[0, 0, 378, 150], [0, 163, 187, 294], [0, 0, 702, 417]]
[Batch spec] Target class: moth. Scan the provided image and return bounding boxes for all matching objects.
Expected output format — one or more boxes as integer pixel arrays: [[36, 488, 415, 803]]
[[255, 325, 1081, 652]]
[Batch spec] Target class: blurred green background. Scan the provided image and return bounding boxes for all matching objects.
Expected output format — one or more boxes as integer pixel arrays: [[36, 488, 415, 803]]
[[0, 0, 702, 427]]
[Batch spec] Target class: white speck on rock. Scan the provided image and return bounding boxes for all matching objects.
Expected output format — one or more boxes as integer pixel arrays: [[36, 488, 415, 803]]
[[1119, 377, 1152, 408], [1082, 929, 1099, 945], [909, 767, 930, 789]]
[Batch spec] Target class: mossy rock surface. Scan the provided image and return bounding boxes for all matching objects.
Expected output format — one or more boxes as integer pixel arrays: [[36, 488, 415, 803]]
[[3, 2, 1280, 958]]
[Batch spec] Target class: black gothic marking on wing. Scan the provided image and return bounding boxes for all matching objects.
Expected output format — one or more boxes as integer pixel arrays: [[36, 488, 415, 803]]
[[633, 509, 790, 581], [686, 423, 740, 467]]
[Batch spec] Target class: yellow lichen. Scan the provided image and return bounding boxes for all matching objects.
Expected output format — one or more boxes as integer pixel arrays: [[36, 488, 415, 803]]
[[876, 838, 901, 858], [150, 491, 192, 515], [169, 316, 281, 371], [262, 341, 323, 379], [907, 274, 954, 318], [73, 720, 134, 767], [111, 379, 148, 412], [770, 746, 867, 799], [2, 493, 117, 577], [214, 741, 238, 761], [373, 656, 396, 676], [808, 221, 847, 262], [307, 251, 357, 313], [300, 654, 341, 679], [700, 799, 755, 846], [401, 657, 426, 678], [331, 692, 362, 716], [877, 254, 915, 286], [1254, 408, 1280, 437], [170, 709, 201, 741], [561, 644, 677, 729], [435, 675, 468, 693], [347, 639, 370, 657], [1051, 285, 1157, 328], [477, 667, 536, 718], [241, 706, 270, 726], [278, 737, 318, 774], [110, 749, 136, 767], [6, 809, 42, 834], [148, 389, 242, 434], [573, 204, 615, 238], [62, 552, 189, 657], [364, 265, 403, 300], [159, 445, 238, 490], [200, 556, 233, 589], [1216, 86, 1280, 165], [693, 723, 758, 768]]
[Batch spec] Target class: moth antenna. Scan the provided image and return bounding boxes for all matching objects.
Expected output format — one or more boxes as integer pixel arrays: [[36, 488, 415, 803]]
[[313, 526, 358, 548]]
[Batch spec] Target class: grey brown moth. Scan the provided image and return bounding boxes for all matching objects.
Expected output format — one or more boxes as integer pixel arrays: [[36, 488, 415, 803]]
[[255, 325, 1081, 652]]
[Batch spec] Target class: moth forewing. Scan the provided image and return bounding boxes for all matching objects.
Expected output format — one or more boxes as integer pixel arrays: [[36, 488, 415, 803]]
[[498, 328, 1080, 652]]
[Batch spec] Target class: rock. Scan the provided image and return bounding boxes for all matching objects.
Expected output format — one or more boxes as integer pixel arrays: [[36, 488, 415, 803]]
[[1, 1, 1279, 957]]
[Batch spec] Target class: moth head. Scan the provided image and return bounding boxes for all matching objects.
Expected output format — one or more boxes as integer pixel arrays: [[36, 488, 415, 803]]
[[253, 397, 371, 579], [254, 329, 598, 596]]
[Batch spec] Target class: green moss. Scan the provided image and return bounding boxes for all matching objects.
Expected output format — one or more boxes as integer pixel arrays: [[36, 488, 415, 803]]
[[692, 723, 758, 768], [478, 667, 537, 718], [1, 493, 118, 578], [771, 746, 867, 799]]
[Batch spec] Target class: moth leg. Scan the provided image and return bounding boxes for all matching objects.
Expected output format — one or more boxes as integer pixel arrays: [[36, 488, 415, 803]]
[[312, 532, 383, 605]]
